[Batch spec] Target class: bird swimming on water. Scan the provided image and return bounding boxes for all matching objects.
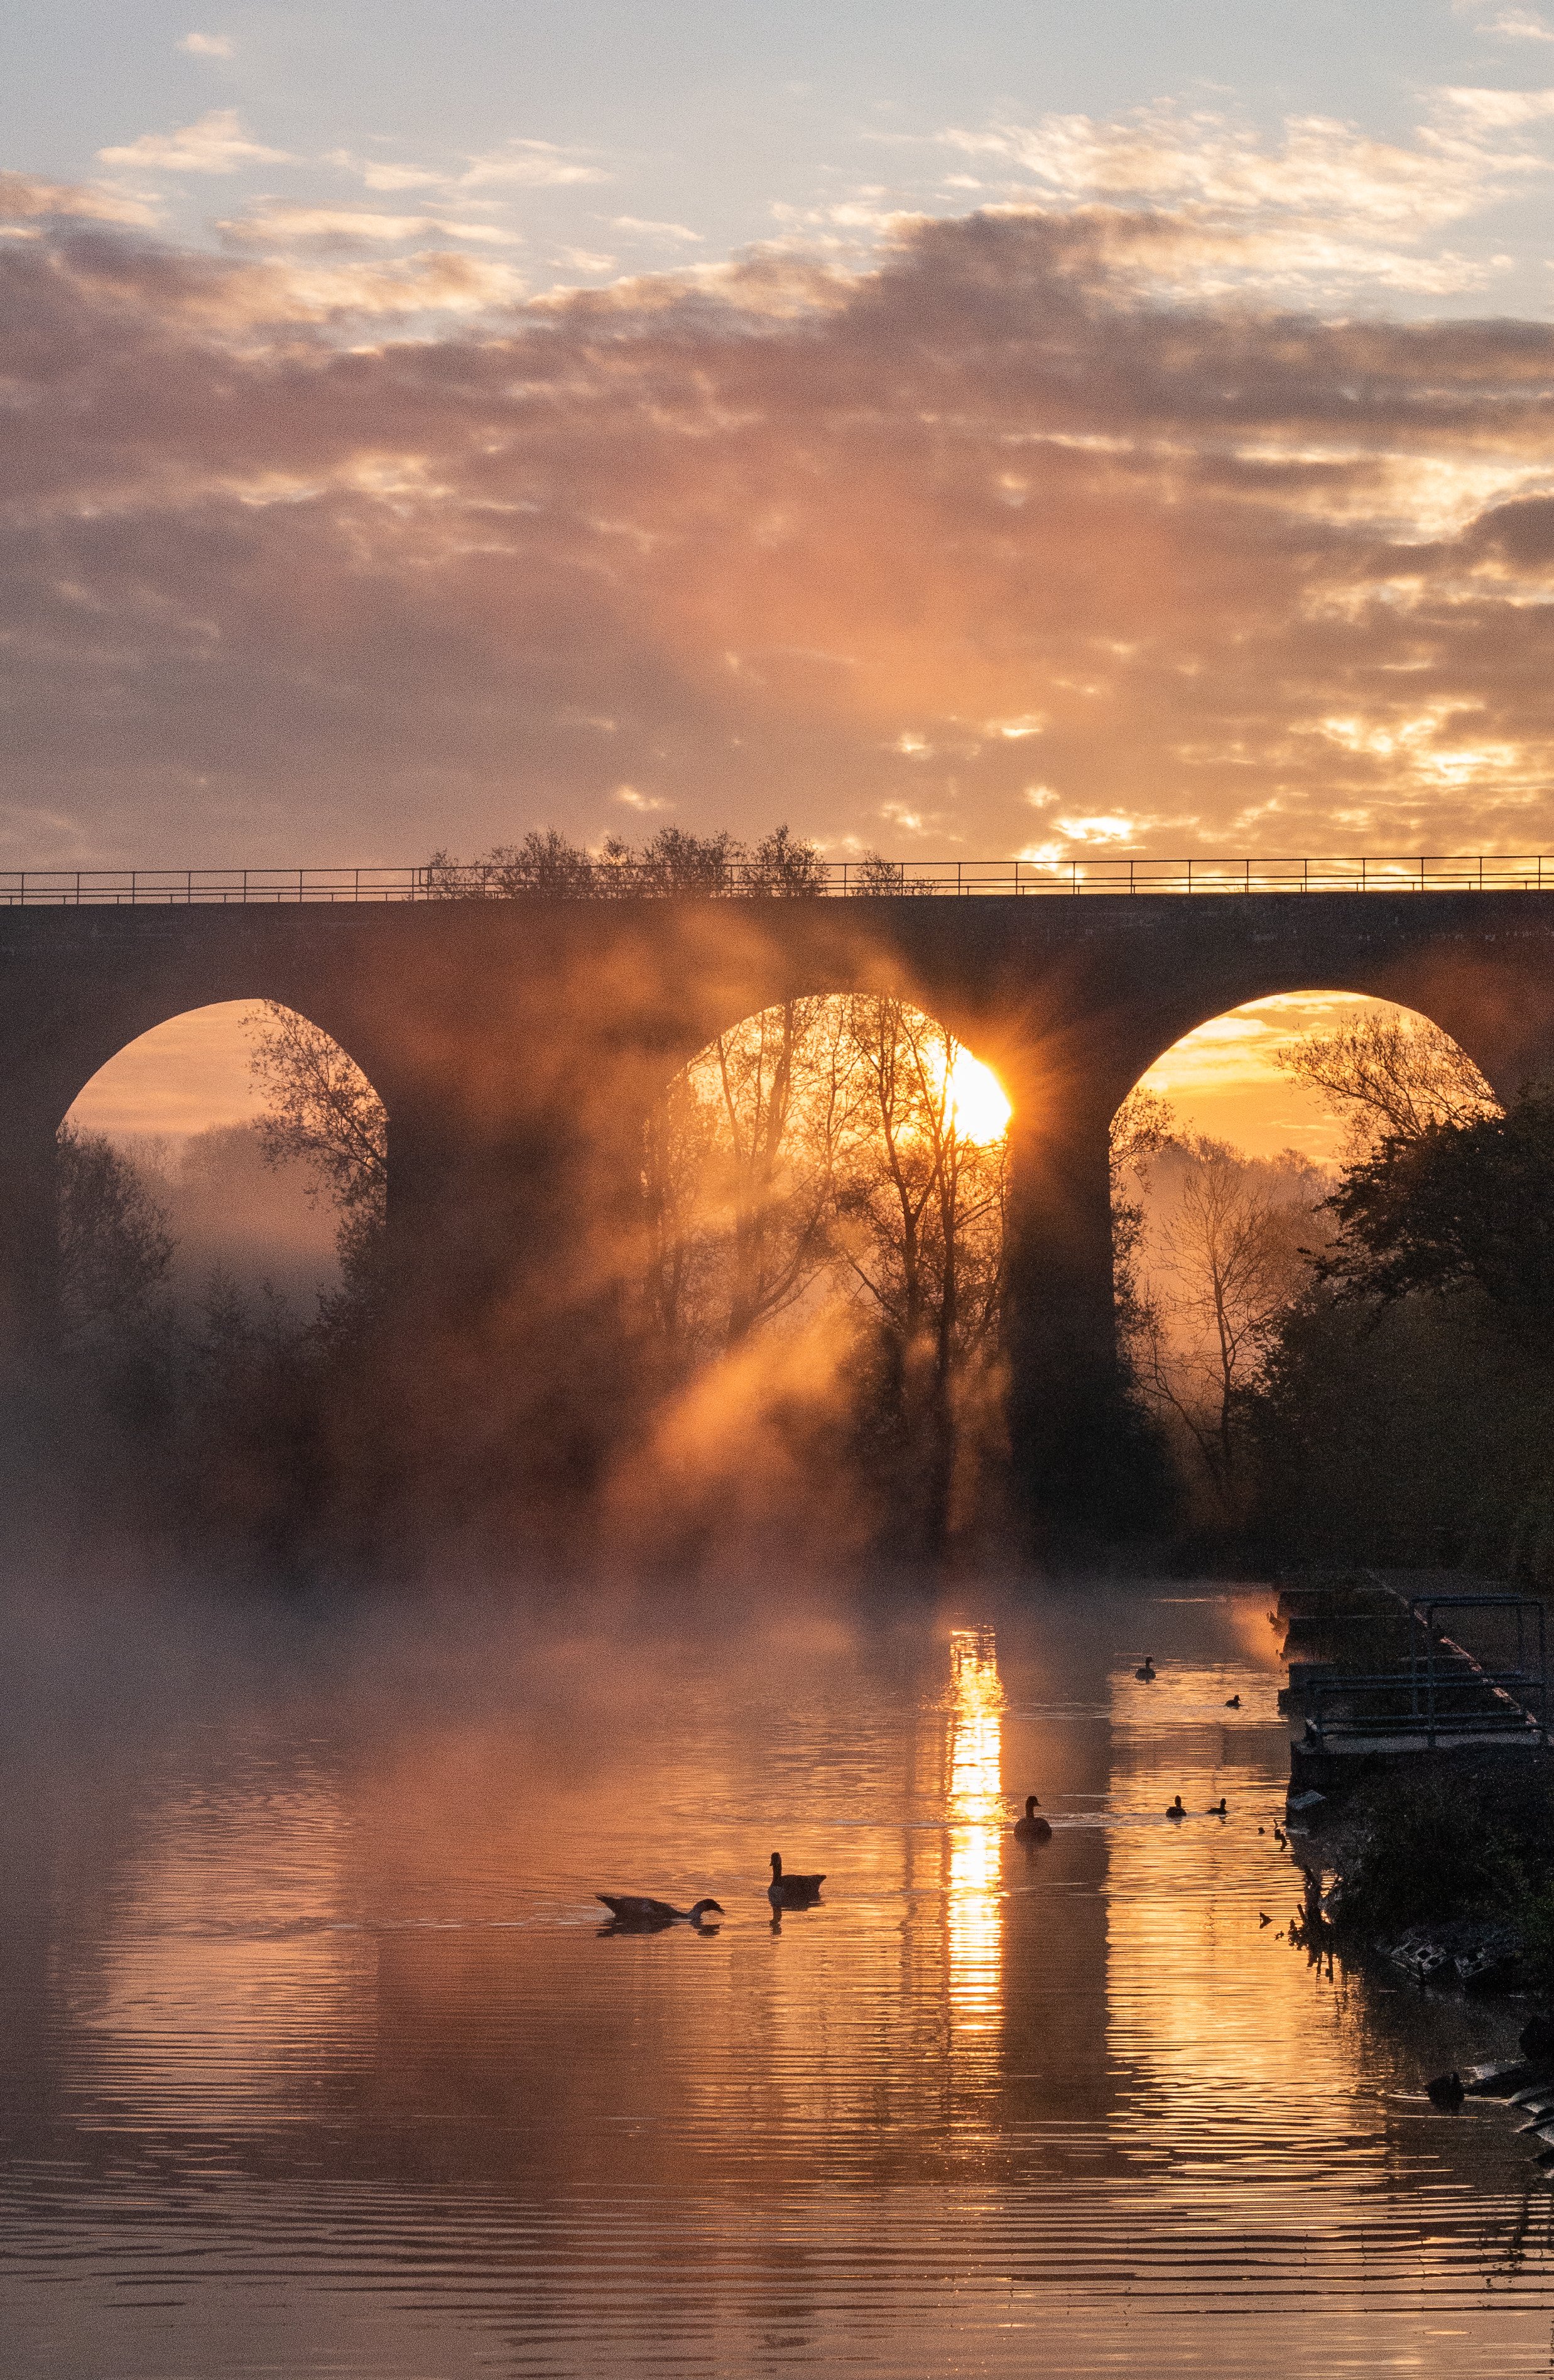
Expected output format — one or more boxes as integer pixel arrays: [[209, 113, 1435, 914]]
[[1225, 1695, 1241, 1709], [597, 1894, 724, 1929], [1207, 1798, 1227, 1816], [769, 1852, 826, 1908], [1136, 1656, 1158, 1681], [1014, 1795, 1052, 1842], [1166, 1795, 1186, 1820]]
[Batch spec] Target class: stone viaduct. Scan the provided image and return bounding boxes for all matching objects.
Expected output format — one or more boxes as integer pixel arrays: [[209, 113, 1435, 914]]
[[4, 888, 1554, 1539]]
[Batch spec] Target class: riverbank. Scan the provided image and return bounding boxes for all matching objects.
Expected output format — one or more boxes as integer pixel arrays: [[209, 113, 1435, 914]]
[[1289, 1746, 1554, 2001], [1273, 1565, 1554, 2011]]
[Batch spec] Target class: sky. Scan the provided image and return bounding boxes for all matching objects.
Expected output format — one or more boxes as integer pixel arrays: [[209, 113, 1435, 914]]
[[6, 0, 1554, 877]]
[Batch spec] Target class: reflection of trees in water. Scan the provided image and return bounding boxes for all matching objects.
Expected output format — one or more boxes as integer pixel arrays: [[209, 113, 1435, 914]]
[[644, 996, 1009, 1550]]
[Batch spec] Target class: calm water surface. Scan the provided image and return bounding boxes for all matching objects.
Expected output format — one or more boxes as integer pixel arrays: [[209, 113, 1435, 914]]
[[3, 1581, 1551, 2378]]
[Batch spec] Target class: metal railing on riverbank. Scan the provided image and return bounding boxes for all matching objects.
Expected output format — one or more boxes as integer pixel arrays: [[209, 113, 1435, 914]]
[[3, 854, 1554, 906], [1295, 1589, 1549, 1752]]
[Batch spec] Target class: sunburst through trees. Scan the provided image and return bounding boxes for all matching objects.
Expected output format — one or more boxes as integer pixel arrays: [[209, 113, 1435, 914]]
[[644, 996, 1012, 1553]]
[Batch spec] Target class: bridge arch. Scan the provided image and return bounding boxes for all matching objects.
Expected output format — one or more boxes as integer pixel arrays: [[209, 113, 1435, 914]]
[[1105, 987, 1497, 1529], [59, 998, 386, 1334], [1, 977, 389, 1362]]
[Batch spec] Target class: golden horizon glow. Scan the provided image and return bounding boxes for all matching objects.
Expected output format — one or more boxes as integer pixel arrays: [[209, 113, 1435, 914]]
[[1135, 989, 1444, 1163], [945, 1625, 1004, 2038]]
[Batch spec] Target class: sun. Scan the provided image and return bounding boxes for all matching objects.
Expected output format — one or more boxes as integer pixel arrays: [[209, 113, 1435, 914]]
[[945, 1047, 1011, 1144]]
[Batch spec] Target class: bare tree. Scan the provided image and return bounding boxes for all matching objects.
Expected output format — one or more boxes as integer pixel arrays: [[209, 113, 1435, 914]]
[[421, 824, 827, 900], [1132, 1141, 1320, 1513], [642, 997, 861, 1361], [423, 832, 597, 898], [642, 993, 1009, 1544], [832, 999, 1008, 1545], [245, 1004, 388, 1285], [1109, 1087, 1178, 1349], [57, 1122, 173, 1340], [1274, 1008, 1498, 1156]]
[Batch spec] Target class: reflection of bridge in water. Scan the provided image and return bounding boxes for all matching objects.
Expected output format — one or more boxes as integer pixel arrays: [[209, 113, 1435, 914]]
[[6, 878, 1554, 1536]]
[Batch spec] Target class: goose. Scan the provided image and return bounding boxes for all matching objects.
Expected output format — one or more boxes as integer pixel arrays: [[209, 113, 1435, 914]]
[[1136, 1656, 1158, 1682], [597, 1894, 723, 1928], [1166, 1795, 1186, 1820], [769, 1852, 825, 1908], [1013, 1795, 1053, 1842], [1207, 1798, 1227, 1817]]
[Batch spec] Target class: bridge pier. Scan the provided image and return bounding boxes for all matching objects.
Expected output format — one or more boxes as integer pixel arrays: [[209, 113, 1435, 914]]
[[375, 1086, 646, 1554], [0, 1109, 60, 1374], [1001, 1079, 1149, 1550]]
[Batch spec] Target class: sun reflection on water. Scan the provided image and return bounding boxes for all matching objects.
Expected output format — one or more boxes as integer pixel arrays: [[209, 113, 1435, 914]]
[[945, 1626, 1004, 2038]]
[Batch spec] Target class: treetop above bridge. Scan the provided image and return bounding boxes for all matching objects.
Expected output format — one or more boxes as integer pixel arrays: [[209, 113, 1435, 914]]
[[4, 854, 1554, 906]]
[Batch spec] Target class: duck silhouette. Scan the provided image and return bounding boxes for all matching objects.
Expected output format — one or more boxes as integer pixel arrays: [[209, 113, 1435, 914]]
[[1207, 1798, 1227, 1816], [1166, 1795, 1186, 1820], [1426, 2070, 1465, 2110], [1136, 1656, 1158, 1682], [597, 1894, 723, 1930], [1225, 1695, 1241, 1709], [769, 1852, 825, 1909], [1013, 1795, 1053, 1842]]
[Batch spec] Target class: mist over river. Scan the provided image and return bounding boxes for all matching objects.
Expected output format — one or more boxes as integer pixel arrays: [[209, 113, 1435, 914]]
[[2, 1580, 1550, 2378]]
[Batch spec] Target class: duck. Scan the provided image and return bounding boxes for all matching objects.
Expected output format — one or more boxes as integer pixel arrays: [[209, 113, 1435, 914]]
[[1225, 1695, 1241, 1709], [1426, 2070, 1465, 2110], [1013, 1795, 1053, 1842], [1136, 1656, 1158, 1682], [1207, 1798, 1227, 1816], [1166, 1795, 1186, 1820], [769, 1852, 825, 1909], [596, 1894, 723, 1928]]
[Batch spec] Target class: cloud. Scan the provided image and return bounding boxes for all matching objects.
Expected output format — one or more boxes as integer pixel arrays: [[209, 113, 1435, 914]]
[[461, 143, 609, 190], [97, 109, 290, 173], [4, 195, 1554, 867], [0, 170, 160, 226], [218, 204, 519, 251], [1455, 3, 1554, 38], [612, 217, 704, 243], [178, 31, 234, 57], [936, 88, 1554, 298], [552, 246, 617, 276]]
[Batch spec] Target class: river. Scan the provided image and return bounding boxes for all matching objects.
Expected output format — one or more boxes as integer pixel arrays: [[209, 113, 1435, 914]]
[[1, 1579, 1549, 2377]]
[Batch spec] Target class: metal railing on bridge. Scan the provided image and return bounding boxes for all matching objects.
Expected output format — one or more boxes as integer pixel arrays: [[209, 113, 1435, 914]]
[[4, 854, 1554, 906]]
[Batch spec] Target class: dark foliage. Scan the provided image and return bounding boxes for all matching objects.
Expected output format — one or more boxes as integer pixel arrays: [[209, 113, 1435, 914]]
[[57, 1122, 173, 1340], [424, 824, 833, 899], [1319, 1090, 1554, 1353], [1247, 1283, 1554, 1574], [1329, 1756, 1554, 1988]]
